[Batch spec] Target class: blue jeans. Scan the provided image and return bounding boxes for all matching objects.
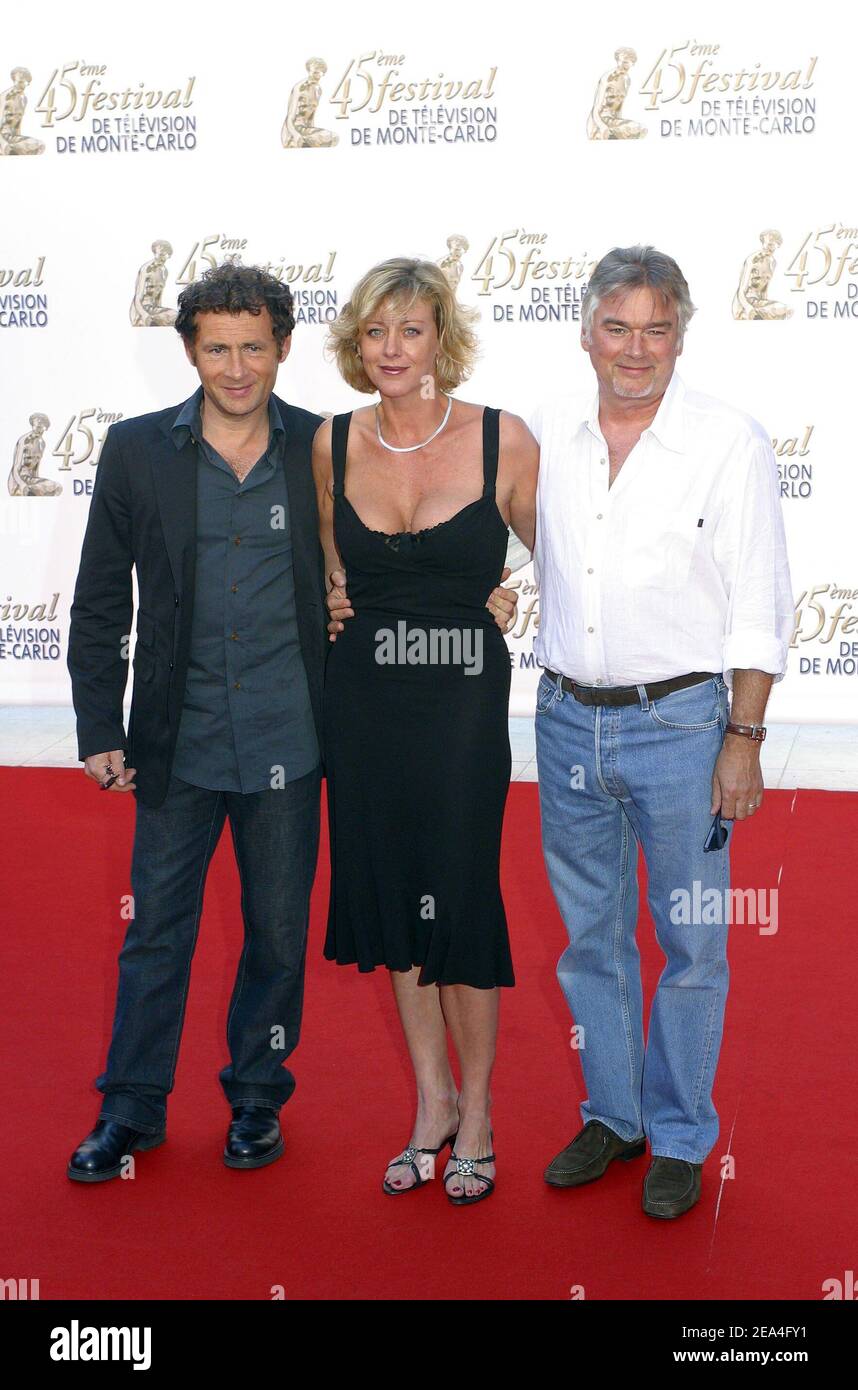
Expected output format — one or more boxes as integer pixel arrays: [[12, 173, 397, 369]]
[[96, 767, 321, 1134], [535, 674, 730, 1163]]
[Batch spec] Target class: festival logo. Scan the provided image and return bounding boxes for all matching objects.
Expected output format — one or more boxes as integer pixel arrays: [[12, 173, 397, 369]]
[[586, 49, 647, 140], [733, 231, 792, 320], [281, 59, 339, 147], [21, 60, 196, 155], [7, 408, 124, 500], [0, 592, 62, 663], [0, 257, 47, 328], [588, 40, 818, 141], [792, 583, 858, 679], [7, 415, 61, 496], [773, 425, 814, 499], [135, 233, 341, 325], [282, 49, 498, 147], [438, 235, 469, 292], [130, 241, 177, 326], [784, 223, 858, 320], [53, 408, 123, 497], [733, 225, 858, 321], [0, 67, 44, 154], [439, 230, 595, 324]]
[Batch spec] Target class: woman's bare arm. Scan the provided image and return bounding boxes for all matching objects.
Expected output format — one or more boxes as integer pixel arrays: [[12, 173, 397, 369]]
[[498, 411, 538, 553], [311, 418, 344, 590], [312, 420, 355, 641]]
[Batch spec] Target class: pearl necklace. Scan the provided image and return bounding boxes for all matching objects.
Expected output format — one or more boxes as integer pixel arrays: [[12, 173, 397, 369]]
[[375, 393, 452, 453]]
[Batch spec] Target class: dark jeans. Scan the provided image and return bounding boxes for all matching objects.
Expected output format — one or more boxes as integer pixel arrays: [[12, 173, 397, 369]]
[[96, 767, 321, 1134]]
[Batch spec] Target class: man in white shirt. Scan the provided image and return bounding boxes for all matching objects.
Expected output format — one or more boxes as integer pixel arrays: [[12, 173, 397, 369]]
[[531, 245, 793, 1218]]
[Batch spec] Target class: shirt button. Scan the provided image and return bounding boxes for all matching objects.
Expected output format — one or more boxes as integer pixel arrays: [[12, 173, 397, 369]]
[[587, 626, 595, 634], [231, 584, 238, 594], [234, 537, 241, 546], [596, 513, 603, 521], [234, 681, 241, 690], [600, 457, 606, 466], [231, 631, 238, 641], [587, 567, 594, 575]]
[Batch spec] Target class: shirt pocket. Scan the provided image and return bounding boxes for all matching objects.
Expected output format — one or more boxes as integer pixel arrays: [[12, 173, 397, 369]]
[[620, 502, 697, 589]]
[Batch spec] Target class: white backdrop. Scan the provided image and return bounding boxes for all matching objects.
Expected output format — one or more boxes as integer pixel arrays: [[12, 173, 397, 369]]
[[2, 0, 856, 720]]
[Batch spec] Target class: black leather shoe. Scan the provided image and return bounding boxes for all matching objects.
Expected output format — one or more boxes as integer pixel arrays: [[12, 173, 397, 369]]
[[67, 1119, 166, 1183], [544, 1119, 646, 1187], [642, 1156, 703, 1218], [223, 1105, 284, 1169]]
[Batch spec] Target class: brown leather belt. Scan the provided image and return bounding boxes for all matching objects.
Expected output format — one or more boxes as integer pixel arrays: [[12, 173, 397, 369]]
[[543, 669, 717, 708]]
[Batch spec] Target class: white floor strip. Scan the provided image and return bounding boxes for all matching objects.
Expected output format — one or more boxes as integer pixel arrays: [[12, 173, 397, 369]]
[[2, 708, 858, 790]]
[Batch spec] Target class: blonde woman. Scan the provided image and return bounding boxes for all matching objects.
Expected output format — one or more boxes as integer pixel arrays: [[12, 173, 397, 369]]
[[312, 257, 537, 1204]]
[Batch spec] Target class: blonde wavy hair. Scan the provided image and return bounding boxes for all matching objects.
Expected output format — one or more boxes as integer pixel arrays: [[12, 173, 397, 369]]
[[327, 257, 480, 394]]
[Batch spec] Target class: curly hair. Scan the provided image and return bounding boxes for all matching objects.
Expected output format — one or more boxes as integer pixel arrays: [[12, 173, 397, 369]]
[[327, 257, 480, 394], [175, 262, 296, 348]]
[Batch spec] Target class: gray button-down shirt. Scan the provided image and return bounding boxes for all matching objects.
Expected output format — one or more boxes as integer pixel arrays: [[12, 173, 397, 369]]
[[169, 387, 319, 792]]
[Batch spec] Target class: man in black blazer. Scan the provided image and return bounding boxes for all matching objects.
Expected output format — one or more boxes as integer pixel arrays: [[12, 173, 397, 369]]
[[67, 263, 327, 1180]]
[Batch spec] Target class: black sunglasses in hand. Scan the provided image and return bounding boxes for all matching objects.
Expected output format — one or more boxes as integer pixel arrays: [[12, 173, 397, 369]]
[[703, 813, 731, 852]]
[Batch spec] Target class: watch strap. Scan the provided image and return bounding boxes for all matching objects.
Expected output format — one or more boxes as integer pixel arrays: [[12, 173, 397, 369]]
[[726, 721, 767, 742]]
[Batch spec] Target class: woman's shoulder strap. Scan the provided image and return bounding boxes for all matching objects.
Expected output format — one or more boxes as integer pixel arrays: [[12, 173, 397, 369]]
[[330, 412, 353, 497], [481, 406, 501, 497]]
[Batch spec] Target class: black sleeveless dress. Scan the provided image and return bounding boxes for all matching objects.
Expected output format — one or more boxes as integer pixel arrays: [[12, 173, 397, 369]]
[[322, 407, 514, 988]]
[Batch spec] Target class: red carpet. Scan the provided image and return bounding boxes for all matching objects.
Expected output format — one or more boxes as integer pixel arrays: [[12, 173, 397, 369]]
[[0, 767, 854, 1301]]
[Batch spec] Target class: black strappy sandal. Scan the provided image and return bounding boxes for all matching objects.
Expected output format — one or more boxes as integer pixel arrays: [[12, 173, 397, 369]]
[[444, 1135, 496, 1206], [382, 1132, 458, 1195]]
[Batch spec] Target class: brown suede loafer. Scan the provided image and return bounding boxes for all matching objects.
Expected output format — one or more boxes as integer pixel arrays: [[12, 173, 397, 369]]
[[642, 1156, 703, 1218], [544, 1119, 646, 1187]]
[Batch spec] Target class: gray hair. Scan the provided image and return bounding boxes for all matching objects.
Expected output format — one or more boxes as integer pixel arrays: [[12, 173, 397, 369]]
[[581, 245, 696, 345]]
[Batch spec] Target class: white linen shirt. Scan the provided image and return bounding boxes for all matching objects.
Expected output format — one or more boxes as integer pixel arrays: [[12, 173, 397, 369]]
[[529, 371, 794, 689]]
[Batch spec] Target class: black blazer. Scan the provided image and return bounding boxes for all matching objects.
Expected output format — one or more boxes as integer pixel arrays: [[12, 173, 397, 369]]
[[67, 393, 327, 808]]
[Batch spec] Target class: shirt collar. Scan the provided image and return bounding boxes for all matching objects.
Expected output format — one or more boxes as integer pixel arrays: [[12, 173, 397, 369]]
[[171, 386, 285, 451], [582, 369, 686, 455]]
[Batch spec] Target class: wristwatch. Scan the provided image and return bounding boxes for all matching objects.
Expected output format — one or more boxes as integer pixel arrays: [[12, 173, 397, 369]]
[[725, 721, 767, 742]]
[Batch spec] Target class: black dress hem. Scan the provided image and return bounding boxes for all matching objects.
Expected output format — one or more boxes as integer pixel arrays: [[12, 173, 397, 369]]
[[322, 947, 515, 990]]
